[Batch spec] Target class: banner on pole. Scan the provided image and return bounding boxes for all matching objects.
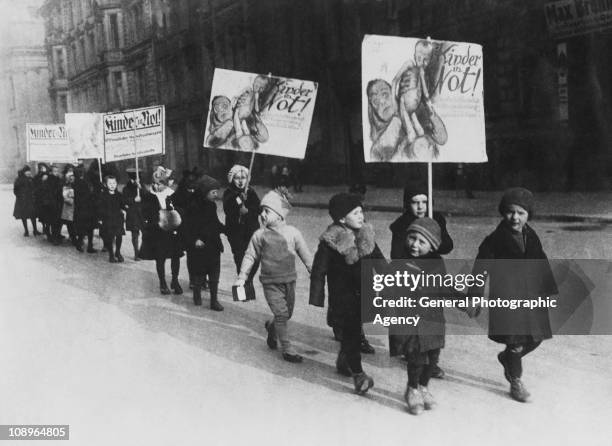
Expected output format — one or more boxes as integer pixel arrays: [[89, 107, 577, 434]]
[[102, 105, 165, 163], [362, 35, 487, 163], [203, 68, 318, 159], [26, 124, 74, 163], [66, 113, 104, 160]]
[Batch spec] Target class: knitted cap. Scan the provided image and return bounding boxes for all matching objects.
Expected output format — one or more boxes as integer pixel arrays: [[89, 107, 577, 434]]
[[498, 187, 534, 218], [261, 190, 291, 219], [227, 164, 249, 184], [406, 217, 442, 251], [329, 193, 363, 222], [197, 175, 221, 196], [403, 179, 428, 210]]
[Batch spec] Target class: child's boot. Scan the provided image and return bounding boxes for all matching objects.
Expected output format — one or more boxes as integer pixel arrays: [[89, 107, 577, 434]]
[[419, 385, 437, 410], [405, 386, 424, 415], [209, 281, 223, 311], [159, 278, 171, 295], [107, 245, 117, 263], [115, 251, 124, 262], [170, 276, 183, 295], [353, 372, 374, 395], [335, 351, 352, 377], [498, 351, 512, 383], [193, 282, 202, 306], [264, 320, 277, 349], [510, 378, 530, 402]]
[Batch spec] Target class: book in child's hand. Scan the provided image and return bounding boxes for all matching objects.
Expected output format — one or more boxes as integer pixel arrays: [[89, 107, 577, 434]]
[[232, 285, 247, 302]]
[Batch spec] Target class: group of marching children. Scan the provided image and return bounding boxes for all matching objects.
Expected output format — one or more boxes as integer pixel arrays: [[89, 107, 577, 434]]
[[13, 161, 556, 415]]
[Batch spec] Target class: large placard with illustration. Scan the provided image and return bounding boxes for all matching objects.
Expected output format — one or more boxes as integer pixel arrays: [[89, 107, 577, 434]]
[[65, 113, 104, 160], [203, 68, 318, 159], [362, 35, 487, 163]]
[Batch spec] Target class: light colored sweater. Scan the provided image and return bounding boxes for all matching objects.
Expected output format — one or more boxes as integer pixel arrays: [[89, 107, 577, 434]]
[[238, 221, 312, 284]]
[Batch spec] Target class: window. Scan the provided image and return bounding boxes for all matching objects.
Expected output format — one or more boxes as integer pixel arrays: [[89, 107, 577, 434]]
[[88, 33, 96, 63], [58, 94, 68, 117], [9, 76, 16, 109], [113, 71, 124, 106], [80, 37, 86, 67], [109, 13, 120, 49], [136, 65, 146, 103], [54, 48, 65, 78], [14, 126, 20, 155]]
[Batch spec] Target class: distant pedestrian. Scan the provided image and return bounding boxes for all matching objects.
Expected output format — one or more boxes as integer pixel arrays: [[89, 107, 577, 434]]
[[73, 165, 99, 253], [123, 168, 145, 260], [60, 166, 78, 247], [469, 187, 558, 403], [223, 164, 260, 301], [13, 165, 37, 236], [235, 189, 312, 364], [97, 175, 126, 263], [183, 175, 226, 310], [310, 193, 385, 395], [139, 167, 184, 295], [33, 163, 50, 237]]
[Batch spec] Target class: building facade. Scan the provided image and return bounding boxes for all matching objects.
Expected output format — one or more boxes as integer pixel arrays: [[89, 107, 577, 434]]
[[0, 1, 54, 181], [39, 0, 612, 190]]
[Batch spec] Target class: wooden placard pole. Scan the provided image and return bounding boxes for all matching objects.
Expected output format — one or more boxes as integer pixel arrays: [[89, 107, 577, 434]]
[[427, 162, 433, 218]]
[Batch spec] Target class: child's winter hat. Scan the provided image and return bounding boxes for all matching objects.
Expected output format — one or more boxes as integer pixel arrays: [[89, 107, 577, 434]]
[[403, 179, 428, 209], [152, 166, 173, 184], [261, 189, 291, 219], [197, 175, 221, 196], [227, 164, 249, 184], [406, 217, 442, 250], [498, 187, 534, 217], [329, 193, 363, 222]]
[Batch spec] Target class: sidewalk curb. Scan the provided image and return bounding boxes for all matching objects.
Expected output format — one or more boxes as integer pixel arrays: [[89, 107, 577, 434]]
[[291, 201, 612, 225]]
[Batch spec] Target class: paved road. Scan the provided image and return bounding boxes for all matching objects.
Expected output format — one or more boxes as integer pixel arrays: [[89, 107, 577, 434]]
[[1, 190, 611, 446]]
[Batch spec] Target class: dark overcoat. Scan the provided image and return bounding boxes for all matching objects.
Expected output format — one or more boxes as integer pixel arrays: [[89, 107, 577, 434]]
[[73, 178, 98, 234], [13, 175, 35, 219], [309, 223, 385, 328], [97, 190, 126, 238], [389, 211, 453, 258], [471, 221, 558, 345], [182, 195, 225, 270], [139, 191, 184, 260], [222, 186, 260, 256], [388, 253, 450, 356], [122, 181, 144, 232]]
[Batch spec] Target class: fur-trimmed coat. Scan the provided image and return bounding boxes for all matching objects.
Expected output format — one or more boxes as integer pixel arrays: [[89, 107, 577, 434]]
[[309, 223, 385, 328]]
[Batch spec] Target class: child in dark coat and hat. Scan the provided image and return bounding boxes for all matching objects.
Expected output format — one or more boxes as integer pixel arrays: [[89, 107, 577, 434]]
[[469, 187, 558, 403], [310, 193, 385, 395], [392, 217, 453, 415], [97, 175, 126, 263], [183, 175, 226, 311], [13, 165, 38, 236], [122, 168, 144, 260]]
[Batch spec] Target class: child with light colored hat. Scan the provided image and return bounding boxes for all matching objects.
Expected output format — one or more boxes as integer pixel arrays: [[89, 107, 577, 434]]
[[235, 189, 312, 363]]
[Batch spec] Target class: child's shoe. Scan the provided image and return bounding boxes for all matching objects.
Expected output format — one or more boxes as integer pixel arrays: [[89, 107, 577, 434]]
[[419, 385, 437, 410], [353, 372, 374, 395], [264, 321, 277, 349], [115, 253, 124, 262], [193, 287, 202, 306], [360, 339, 376, 354], [498, 351, 511, 383], [405, 386, 424, 415], [431, 364, 445, 379], [282, 352, 303, 363], [170, 278, 183, 295], [160, 280, 171, 295], [510, 378, 530, 403], [335, 352, 352, 377]]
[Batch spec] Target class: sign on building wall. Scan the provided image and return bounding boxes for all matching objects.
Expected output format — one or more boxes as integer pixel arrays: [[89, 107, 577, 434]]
[[362, 35, 487, 163], [545, 0, 612, 39], [26, 124, 74, 163], [102, 106, 165, 163], [65, 113, 104, 160], [203, 68, 318, 159]]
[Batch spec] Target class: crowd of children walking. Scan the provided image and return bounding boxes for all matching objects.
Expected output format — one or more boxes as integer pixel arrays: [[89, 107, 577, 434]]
[[12, 161, 557, 415]]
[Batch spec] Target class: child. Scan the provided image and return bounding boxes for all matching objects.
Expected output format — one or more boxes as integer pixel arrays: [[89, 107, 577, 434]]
[[470, 187, 557, 403], [393, 218, 448, 414], [235, 189, 312, 363], [13, 165, 37, 236], [309, 193, 385, 395], [123, 168, 144, 260], [183, 175, 225, 311], [139, 167, 185, 295], [223, 164, 261, 301], [97, 175, 126, 263]]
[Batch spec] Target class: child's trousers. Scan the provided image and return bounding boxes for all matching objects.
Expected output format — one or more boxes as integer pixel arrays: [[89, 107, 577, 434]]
[[406, 348, 441, 389], [262, 282, 296, 355]]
